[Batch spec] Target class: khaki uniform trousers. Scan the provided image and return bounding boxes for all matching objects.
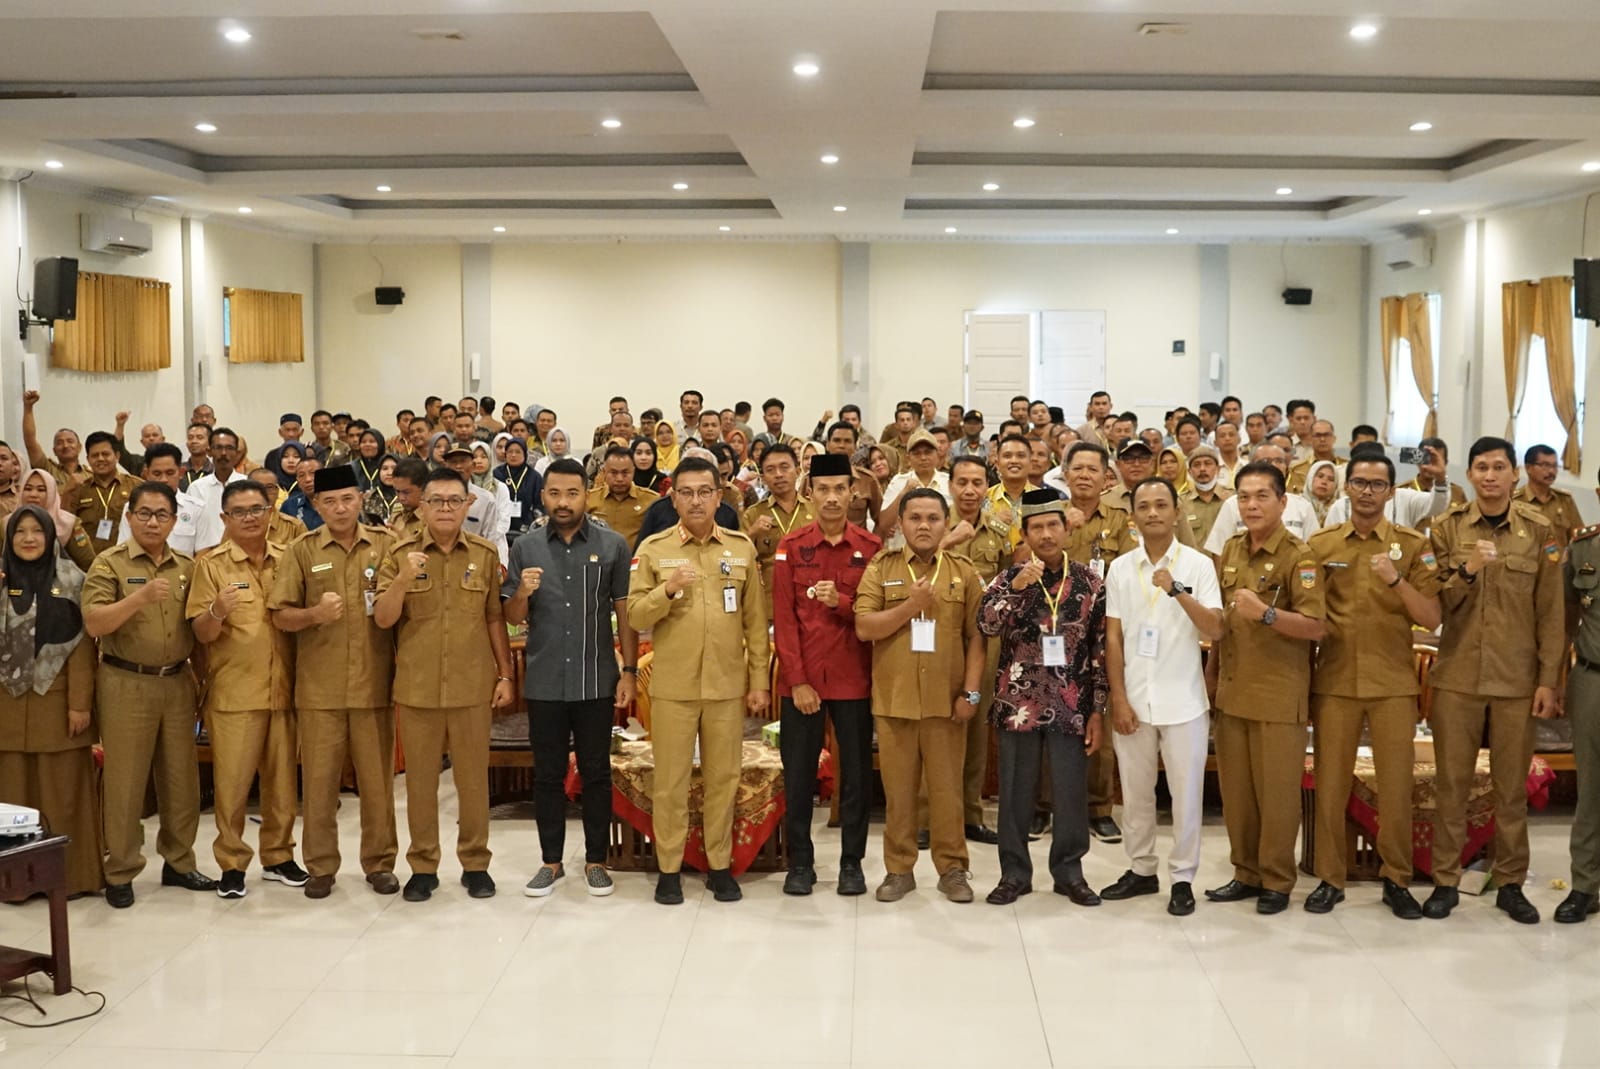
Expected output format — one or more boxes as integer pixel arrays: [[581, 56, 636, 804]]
[[396, 703, 491, 873], [207, 708, 299, 872], [650, 697, 745, 873], [99, 668, 202, 885], [1428, 689, 1535, 886], [878, 715, 969, 876], [917, 637, 997, 829], [1311, 695, 1416, 888], [1568, 669, 1600, 893], [1215, 711, 1304, 894], [300, 706, 398, 879]]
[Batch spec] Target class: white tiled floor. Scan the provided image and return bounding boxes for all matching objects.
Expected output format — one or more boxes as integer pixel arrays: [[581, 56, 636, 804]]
[[5, 773, 1600, 1068]]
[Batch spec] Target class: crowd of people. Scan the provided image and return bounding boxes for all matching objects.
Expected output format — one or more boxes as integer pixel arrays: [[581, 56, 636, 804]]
[[1, 381, 1597, 927]]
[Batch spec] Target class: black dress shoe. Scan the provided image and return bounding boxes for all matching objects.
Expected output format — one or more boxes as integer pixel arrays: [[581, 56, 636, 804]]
[[1256, 890, 1290, 914], [707, 868, 742, 902], [1167, 882, 1195, 916], [461, 871, 496, 899], [1554, 890, 1600, 924], [837, 861, 867, 897], [1422, 886, 1458, 919], [1383, 879, 1423, 920], [1496, 884, 1540, 925], [1304, 881, 1344, 914], [1100, 870, 1160, 900], [402, 873, 439, 902], [1028, 810, 1051, 836], [916, 829, 930, 851], [105, 882, 135, 909], [1205, 879, 1263, 902], [985, 878, 1032, 905], [655, 872, 684, 905], [965, 823, 1000, 845], [783, 866, 817, 896], [1053, 877, 1102, 906], [160, 863, 217, 892], [1088, 816, 1123, 844]]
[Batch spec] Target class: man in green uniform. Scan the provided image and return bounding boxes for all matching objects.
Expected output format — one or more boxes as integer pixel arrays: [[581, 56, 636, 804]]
[[1557, 504, 1600, 923]]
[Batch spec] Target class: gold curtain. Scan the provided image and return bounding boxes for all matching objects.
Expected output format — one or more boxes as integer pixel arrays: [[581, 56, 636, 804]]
[[226, 287, 304, 364], [1378, 295, 1403, 440], [1401, 292, 1437, 440], [50, 272, 171, 372], [1535, 274, 1581, 474], [1501, 280, 1539, 438]]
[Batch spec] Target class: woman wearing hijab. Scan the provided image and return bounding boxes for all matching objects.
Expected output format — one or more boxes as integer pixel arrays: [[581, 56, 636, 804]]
[[353, 429, 387, 491], [18, 467, 95, 571], [0, 506, 102, 898], [630, 435, 667, 494], [534, 427, 573, 476], [361, 455, 399, 526], [491, 432, 511, 466], [1158, 446, 1192, 494], [277, 440, 308, 487], [494, 438, 542, 540], [427, 431, 452, 469], [1302, 459, 1340, 527], [653, 420, 680, 473]]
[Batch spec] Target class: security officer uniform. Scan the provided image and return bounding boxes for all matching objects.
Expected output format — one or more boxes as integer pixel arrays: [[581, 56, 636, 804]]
[[741, 494, 814, 616], [187, 538, 298, 877], [268, 522, 399, 890], [1427, 500, 1564, 893], [1561, 524, 1600, 917], [81, 540, 206, 889], [588, 483, 659, 549], [1065, 499, 1136, 830], [627, 524, 770, 876], [1180, 485, 1234, 547], [72, 470, 140, 556], [1514, 484, 1582, 547], [1307, 520, 1440, 891]]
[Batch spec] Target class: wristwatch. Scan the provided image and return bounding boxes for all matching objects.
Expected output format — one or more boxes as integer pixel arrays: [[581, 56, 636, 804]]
[[1260, 607, 1278, 627], [1167, 580, 1190, 598], [963, 690, 982, 705], [622, 665, 639, 675]]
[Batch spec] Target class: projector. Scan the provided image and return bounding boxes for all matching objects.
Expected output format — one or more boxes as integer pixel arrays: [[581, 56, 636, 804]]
[[0, 802, 41, 838]]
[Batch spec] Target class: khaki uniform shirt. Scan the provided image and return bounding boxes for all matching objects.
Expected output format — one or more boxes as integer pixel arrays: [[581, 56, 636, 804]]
[[1180, 487, 1233, 547], [39, 457, 88, 495], [1565, 526, 1600, 664], [847, 467, 882, 529], [187, 540, 294, 713], [389, 506, 425, 543], [267, 524, 396, 711], [741, 495, 815, 604], [1216, 525, 1326, 722], [986, 482, 1040, 552], [376, 529, 504, 709], [0, 483, 19, 520], [1065, 498, 1137, 576], [1103, 483, 1199, 548], [80, 540, 195, 666], [1514, 485, 1582, 547], [947, 516, 1011, 584], [1429, 501, 1565, 697], [627, 524, 771, 702], [1308, 519, 1441, 699], [854, 547, 983, 720], [268, 510, 307, 548], [71, 472, 141, 555], [587, 484, 659, 550]]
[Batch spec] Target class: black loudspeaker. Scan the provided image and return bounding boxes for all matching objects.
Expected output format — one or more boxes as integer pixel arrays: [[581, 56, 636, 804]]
[[374, 286, 405, 306], [33, 257, 79, 321], [1576, 259, 1600, 323], [1281, 287, 1313, 306]]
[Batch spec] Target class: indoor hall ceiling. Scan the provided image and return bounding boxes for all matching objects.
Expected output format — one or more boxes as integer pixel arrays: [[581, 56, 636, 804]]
[[1, 1, 1598, 244]]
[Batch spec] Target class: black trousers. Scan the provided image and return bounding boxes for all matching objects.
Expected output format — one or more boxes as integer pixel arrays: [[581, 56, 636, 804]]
[[527, 698, 614, 865], [780, 696, 872, 868], [998, 729, 1089, 885]]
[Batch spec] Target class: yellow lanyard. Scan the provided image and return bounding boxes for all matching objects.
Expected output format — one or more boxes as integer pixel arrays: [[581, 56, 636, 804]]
[[771, 499, 804, 536], [505, 467, 528, 497], [1038, 571, 1069, 632], [92, 481, 119, 516], [359, 460, 381, 485], [906, 551, 944, 598], [1139, 552, 1169, 611]]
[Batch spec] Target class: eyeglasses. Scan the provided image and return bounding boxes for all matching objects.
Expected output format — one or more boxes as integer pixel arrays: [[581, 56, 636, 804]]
[[225, 505, 272, 519], [1346, 478, 1391, 494], [675, 487, 720, 502], [423, 496, 469, 510], [131, 509, 174, 523]]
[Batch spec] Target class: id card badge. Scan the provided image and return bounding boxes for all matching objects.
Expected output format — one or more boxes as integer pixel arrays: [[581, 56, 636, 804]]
[[1042, 633, 1066, 666], [509, 500, 522, 520], [1138, 624, 1160, 659], [910, 617, 936, 653], [97, 519, 114, 541], [723, 586, 738, 614], [364, 589, 377, 617], [1089, 558, 1105, 579]]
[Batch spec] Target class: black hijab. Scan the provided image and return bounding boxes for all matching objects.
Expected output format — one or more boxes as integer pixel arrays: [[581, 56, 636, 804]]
[[630, 436, 664, 492]]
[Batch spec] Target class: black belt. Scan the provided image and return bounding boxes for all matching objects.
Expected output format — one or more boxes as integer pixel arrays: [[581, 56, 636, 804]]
[[1579, 655, 1600, 675], [102, 653, 187, 678]]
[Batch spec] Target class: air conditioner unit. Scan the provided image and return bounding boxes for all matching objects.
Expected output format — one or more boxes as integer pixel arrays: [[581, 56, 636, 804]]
[[1383, 236, 1433, 271], [80, 213, 153, 256]]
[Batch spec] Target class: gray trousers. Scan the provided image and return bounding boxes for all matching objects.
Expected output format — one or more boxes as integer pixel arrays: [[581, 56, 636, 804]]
[[1570, 667, 1600, 893], [998, 729, 1089, 885]]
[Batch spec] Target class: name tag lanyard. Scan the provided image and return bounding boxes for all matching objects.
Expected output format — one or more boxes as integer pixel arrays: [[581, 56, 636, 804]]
[[93, 483, 120, 540], [1039, 571, 1069, 666], [907, 552, 944, 653]]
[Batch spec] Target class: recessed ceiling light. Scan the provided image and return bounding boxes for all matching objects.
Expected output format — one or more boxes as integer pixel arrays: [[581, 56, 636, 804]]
[[1349, 22, 1378, 40], [223, 26, 252, 43], [672, 182, 689, 191], [1409, 121, 1433, 132], [982, 182, 1000, 191], [1583, 161, 1600, 173], [832, 205, 847, 212], [1275, 186, 1294, 195], [375, 185, 392, 192], [820, 153, 839, 165], [43, 159, 63, 169], [1166, 227, 1180, 235], [600, 118, 622, 129], [1417, 208, 1433, 216], [492, 225, 506, 233], [793, 62, 820, 77], [718, 225, 731, 232], [194, 122, 217, 133], [944, 226, 958, 233], [1012, 117, 1036, 129], [237, 206, 253, 214]]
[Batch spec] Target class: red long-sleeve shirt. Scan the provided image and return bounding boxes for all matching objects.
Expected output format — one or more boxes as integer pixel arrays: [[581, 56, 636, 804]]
[[771, 522, 881, 700]]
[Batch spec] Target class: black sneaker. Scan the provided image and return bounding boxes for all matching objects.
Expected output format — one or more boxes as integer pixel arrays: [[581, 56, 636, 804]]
[[461, 871, 497, 899], [402, 873, 440, 902], [217, 870, 247, 899], [783, 866, 817, 896], [263, 860, 309, 887], [707, 869, 742, 902], [837, 860, 867, 897], [655, 872, 684, 905], [1089, 816, 1123, 843]]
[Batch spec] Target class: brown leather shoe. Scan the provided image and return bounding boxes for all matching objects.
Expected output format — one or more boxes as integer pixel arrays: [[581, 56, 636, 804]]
[[304, 875, 335, 899], [985, 878, 1032, 905], [366, 871, 401, 895]]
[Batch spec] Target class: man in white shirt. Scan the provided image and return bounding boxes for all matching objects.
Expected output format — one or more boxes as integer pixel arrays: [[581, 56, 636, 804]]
[[1203, 442, 1319, 554], [1214, 420, 1245, 489], [1321, 443, 1452, 529], [1102, 476, 1224, 916], [879, 429, 951, 540], [182, 425, 248, 556]]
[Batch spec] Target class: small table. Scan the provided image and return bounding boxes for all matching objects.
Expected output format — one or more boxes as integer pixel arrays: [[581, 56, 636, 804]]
[[0, 835, 72, 995]]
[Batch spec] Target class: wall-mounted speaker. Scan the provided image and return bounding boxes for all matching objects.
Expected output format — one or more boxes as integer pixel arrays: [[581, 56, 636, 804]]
[[1281, 287, 1313, 306], [33, 257, 79, 321], [375, 286, 405, 306]]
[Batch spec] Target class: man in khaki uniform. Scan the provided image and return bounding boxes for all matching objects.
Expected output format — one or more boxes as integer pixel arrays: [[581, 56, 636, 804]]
[[1207, 461, 1326, 915], [1305, 454, 1442, 919], [21, 388, 87, 493], [986, 433, 1040, 554], [1104, 441, 1199, 549], [81, 481, 216, 907], [1424, 436, 1565, 924], [741, 443, 813, 615], [187, 479, 303, 898], [269, 464, 399, 899], [628, 455, 771, 905], [588, 444, 659, 547], [1516, 444, 1582, 548], [855, 488, 986, 903], [387, 457, 430, 542], [70, 431, 141, 556], [1181, 444, 1234, 546], [821, 420, 883, 530], [375, 467, 517, 903]]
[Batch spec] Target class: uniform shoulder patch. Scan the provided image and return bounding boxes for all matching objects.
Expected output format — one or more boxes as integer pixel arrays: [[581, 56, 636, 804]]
[[1573, 524, 1600, 544]]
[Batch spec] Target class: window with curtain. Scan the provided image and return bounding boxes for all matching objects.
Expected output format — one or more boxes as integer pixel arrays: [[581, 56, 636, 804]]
[[1516, 286, 1587, 466], [222, 286, 304, 363], [1389, 293, 1441, 446], [50, 271, 172, 372]]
